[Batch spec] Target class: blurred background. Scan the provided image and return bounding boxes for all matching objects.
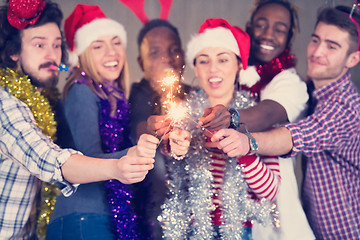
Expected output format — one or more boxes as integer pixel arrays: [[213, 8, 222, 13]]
[[1, 0, 358, 193], [2, 0, 359, 90]]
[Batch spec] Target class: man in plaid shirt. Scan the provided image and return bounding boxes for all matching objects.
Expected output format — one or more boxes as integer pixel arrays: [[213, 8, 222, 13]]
[[211, 6, 360, 240], [0, 1, 158, 239]]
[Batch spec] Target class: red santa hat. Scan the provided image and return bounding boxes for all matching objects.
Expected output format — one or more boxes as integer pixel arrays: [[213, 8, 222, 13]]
[[7, 0, 45, 29], [64, 4, 127, 66], [186, 18, 250, 70]]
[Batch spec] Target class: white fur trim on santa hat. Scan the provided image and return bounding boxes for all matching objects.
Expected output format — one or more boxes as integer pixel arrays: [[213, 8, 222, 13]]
[[239, 66, 260, 87], [186, 27, 239, 67], [74, 18, 127, 56], [67, 50, 80, 69]]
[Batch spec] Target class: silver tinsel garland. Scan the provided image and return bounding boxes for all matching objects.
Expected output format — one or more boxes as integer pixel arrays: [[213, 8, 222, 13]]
[[159, 89, 277, 239]]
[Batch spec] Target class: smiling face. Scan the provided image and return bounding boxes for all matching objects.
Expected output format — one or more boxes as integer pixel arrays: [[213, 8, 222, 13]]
[[89, 35, 125, 85], [249, 3, 291, 63], [194, 47, 240, 107], [138, 26, 184, 92], [307, 22, 357, 88], [11, 22, 62, 89]]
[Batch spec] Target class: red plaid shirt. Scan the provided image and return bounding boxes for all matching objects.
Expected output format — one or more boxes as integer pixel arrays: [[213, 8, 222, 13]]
[[286, 72, 360, 240]]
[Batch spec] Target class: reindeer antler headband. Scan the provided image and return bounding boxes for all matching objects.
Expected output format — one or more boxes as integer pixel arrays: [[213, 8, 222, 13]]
[[118, 0, 173, 24]]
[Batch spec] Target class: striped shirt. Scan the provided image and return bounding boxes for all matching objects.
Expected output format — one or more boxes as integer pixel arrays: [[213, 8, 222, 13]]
[[0, 87, 78, 239], [286, 72, 360, 240], [211, 149, 280, 225]]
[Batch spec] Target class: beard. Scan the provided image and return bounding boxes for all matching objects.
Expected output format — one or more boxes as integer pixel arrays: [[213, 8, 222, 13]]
[[21, 62, 59, 89], [29, 73, 59, 89]]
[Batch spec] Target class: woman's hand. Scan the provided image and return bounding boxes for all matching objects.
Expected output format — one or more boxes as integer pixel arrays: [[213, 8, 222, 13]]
[[169, 129, 191, 158], [128, 134, 159, 158], [118, 134, 159, 184]]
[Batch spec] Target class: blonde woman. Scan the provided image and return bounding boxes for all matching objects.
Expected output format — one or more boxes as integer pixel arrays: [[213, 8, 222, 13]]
[[47, 4, 184, 240]]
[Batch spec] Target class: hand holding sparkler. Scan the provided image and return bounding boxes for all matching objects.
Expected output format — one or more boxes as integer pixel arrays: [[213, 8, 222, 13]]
[[127, 134, 159, 158], [169, 128, 191, 159], [198, 104, 231, 130], [147, 115, 172, 139]]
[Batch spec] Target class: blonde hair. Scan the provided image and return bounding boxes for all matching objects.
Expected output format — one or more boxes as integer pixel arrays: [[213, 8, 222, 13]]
[[63, 46, 130, 115]]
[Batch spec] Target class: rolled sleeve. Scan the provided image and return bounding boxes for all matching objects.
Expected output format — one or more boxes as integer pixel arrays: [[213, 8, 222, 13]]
[[53, 148, 81, 197], [285, 123, 304, 157]]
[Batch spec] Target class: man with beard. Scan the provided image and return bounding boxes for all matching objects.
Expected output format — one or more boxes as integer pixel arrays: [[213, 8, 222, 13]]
[[211, 5, 360, 240], [0, 0, 158, 238]]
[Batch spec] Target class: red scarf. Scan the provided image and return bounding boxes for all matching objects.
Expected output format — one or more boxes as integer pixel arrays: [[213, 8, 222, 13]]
[[241, 48, 296, 100]]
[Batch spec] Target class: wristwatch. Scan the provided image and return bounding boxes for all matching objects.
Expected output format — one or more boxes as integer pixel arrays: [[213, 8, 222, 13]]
[[240, 123, 258, 155], [229, 108, 240, 130]]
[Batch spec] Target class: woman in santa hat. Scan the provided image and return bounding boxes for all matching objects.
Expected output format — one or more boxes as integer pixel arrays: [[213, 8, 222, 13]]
[[46, 4, 188, 240], [158, 18, 280, 240]]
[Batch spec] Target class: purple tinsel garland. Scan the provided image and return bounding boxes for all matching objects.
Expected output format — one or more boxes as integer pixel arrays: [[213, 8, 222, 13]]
[[76, 74, 138, 239], [99, 97, 139, 240]]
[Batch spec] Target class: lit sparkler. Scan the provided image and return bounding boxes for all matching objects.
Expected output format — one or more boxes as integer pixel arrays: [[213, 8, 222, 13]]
[[160, 69, 180, 108], [156, 70, 183, 147], [156, 69, 213, 147], [167, 102, 188, 124]]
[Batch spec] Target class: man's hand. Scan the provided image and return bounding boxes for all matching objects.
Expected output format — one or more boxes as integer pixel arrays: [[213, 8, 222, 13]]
[[169, 129, 191, 156], [199, 104, 230, 130], [147, 115, 172, 140], [207, 129, 250, 157]]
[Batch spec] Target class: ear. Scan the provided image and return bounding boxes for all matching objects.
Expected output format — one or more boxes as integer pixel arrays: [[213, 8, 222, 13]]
[[345, 51, 360, 68], [237, 59, 243, 73], [137, 55, 144, 72], [10, 54, 19, 62]]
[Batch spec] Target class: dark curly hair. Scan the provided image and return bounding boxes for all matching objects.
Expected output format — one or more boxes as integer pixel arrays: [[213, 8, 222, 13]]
[[0, 1, 67, 68], [137, 19, 181, 51], [248, 0, 299, 48]]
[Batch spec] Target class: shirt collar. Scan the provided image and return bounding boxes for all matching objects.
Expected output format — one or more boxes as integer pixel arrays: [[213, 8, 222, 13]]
[[313, 71, 351, 101]]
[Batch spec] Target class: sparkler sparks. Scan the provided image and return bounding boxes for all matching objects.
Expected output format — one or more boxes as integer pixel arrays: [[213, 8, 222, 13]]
[[155, 69, 213, 147], [160, 69, 180, 108], [167, 102, 188, 123]]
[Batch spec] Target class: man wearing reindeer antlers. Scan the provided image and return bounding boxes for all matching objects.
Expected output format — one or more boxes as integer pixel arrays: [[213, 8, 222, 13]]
[[114, 1, 191, 239]]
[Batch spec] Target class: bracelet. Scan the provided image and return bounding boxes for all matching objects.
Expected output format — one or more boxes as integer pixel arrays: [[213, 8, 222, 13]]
[[170, 151, 186, 160], [229, 108, 240, 130]]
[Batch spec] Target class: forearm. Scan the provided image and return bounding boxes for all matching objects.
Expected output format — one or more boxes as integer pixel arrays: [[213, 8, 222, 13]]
[[239, 100, 288, 132], [254, 127, 293, 156], [240, 155, 280, 201], [61, 154, 117, 184]]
